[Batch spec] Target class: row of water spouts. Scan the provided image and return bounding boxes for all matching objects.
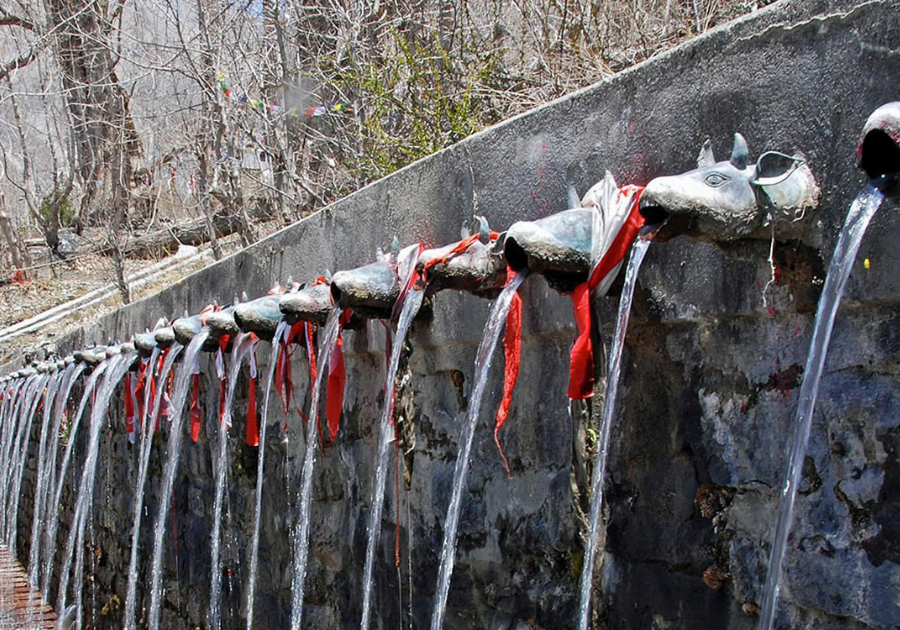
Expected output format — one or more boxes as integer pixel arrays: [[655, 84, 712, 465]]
[[0, 103, 897, 629]]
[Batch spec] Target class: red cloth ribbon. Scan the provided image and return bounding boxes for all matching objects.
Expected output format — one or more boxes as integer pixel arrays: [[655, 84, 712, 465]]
[[134, 359, 147, 430], [494, 268, 523, 475], [190, 373, 202, 443], [568, 187, 645, 399], [325, 309, 353, 441], [125, 373, 136, 442], [275, 322, 305, 419], [217, 335, 230, 426], [305, 322, 317, 397], [419, 232, 500, 283], [246, 377, 258, 446], [246, 334, 259, 446]]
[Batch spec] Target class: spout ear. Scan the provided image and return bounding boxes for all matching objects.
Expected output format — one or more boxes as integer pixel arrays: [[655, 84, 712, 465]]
[[566, 184, 581, 209], [697, 139, 716, 168], [751, 151, 805, 187], [730, 133, 749, 170]]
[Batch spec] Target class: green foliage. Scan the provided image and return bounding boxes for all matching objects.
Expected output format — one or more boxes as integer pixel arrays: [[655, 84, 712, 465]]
[[40, 189, 77, 227], [324, 30, 504, 181]]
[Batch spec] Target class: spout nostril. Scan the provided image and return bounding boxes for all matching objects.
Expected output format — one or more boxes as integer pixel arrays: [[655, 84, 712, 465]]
[[504, 237, 528, 272], [860, 129, 900, 181]]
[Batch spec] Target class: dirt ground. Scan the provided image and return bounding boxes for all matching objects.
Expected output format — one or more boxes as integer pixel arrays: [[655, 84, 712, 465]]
[[0, 220, 283, 368]]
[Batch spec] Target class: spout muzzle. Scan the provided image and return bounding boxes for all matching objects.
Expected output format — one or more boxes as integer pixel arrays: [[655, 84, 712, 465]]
[[133, 332, 158, 357], [279, 284, 334, 325], [503, 209, 593, 293], [205, 307, 239, 340], [330, 261, 400, 319], [173, 315, 203, 346], [233, 295, 285, 341], [416, 238, 507, 298], [154, 326, 176, 348], [859, 102, 900, 195]]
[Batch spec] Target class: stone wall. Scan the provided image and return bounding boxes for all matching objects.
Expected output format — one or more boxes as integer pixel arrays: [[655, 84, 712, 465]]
[[13, 0, 900, 627]]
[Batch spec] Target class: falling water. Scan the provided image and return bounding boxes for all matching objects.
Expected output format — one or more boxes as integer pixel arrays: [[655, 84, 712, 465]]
[[0, 373, 35, 540], [38, 361, 84, 591], [147, 330, 210, 629], [361, 288, 425, 629], [577, 236, 654, 629], [290, 306, 343, 629], [36, 362, 83, 600], [27, 368, 64, 587], [42, 361, 108, 598], [7, 372, 48, 552], [431, 271, 527, 630], [124, 344, 183, 629], [56, 351, 136, 622], [244, 325, 283, 630], [759, 182, 887, 629], [207, 331, 252, 630]]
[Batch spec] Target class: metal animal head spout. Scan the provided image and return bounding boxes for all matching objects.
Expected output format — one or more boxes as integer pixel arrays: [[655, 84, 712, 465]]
[[173, 314, 203, 346], [233, 294, 285, 341], [858, 102, 900, 197], [331, 260, 400, 320], [154, 325, 177, 348], [416, 218, 507, 298], [133, 331, 158, 357], [504, 209, 594, 293], [640, 133, 820, 241], [205, 306, 239, 340], [280, 283, 334, 325]]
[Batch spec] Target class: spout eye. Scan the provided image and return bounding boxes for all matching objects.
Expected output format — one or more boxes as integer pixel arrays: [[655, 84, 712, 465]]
[[704, 172, 730, 188]]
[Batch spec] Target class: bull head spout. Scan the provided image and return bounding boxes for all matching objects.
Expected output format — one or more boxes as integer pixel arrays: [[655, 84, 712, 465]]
[[858, 102, 900, 197], [640, 133, 820, 241]]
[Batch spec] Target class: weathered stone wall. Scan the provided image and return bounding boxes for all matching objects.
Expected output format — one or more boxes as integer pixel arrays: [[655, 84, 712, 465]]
[[12, 0, 900, 627]]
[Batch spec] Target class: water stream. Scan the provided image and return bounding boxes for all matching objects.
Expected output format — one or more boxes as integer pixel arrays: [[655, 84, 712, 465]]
[[55, 352, 136, 622], [42, 361, 108, 599], [360, 287, 424, 629], [290, 306, 343, 629], [430, 271, 527, 630], [26, 368, 63, 587], [207, 331, 252, 630], [0, 373, 36, 542], [7, 373, 48, 553], [576, 236, 653, 629], [758, 182, 887, 629], [124, 344, 183, 629], [38, 361, 85, 596], [147, 330, 210, 630]]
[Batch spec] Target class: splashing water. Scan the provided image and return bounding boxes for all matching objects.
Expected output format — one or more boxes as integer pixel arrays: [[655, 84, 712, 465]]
[[207, 331, 253, 630], [759, 182, 886, 629], [27, 368, 64, 587], [361, 288, 424, 629], [290, 306, 343, 629], [431, 271, 527, 630], [124, 344, 183, 629], [148, 330, 210, 630], [42, 362, 108, 599], [577, 236, 654, 629], [56, 352, 137, 623]]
